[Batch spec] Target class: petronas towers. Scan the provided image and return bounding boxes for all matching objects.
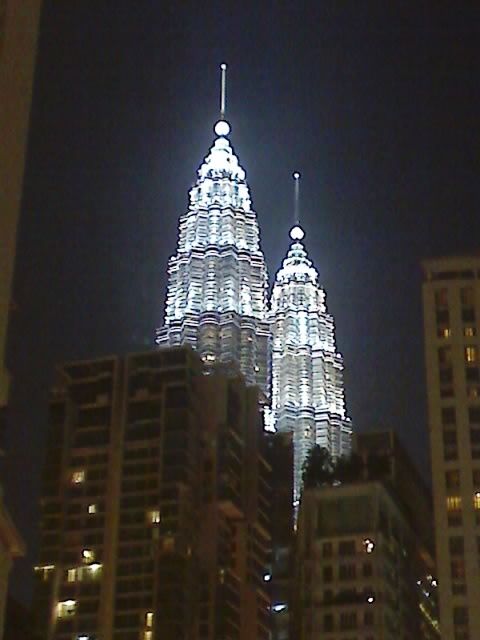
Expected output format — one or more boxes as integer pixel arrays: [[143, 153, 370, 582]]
[[156, 67, 351, 502]]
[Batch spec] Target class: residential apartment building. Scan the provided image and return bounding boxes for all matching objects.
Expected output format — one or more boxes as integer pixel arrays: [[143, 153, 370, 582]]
[[292, 433, 439, 640], [34, 346, 271, 640], [422, 256, 480, 640], [266, 432, 294, 640]]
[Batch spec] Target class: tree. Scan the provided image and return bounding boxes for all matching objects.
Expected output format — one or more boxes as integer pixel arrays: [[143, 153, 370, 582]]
[[333, 453, 364, 483], [302, 446, 333, 488]]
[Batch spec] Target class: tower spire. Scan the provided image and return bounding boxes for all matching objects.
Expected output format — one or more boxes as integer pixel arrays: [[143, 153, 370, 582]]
[[220, 62, 227, 119], [214, 63, 231, 137], [290, 171, 305, 241], [293, 171, 301, 225]]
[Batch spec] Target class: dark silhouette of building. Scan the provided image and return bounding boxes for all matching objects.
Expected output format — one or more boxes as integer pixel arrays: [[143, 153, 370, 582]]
[[34, 346, 271, 640], [266, 432, 294, 640]]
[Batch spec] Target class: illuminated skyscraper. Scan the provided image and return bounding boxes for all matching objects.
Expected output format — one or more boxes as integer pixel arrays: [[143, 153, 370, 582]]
[[422, 256, 480, 640], [156, 65, 270, 397], [269, 179, 351, 502]]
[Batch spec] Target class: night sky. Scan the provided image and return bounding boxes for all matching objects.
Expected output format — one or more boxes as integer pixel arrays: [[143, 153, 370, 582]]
[[6, 2, 480, 602]]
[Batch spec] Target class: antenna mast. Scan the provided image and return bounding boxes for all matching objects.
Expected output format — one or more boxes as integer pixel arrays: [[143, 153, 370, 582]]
[[293, 172, 301, 225], [220, 63, 227, 119]]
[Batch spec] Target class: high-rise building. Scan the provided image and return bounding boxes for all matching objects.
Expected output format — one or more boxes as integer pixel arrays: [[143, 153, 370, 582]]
[[266, 432, 294, 640], [292, 431, 439, 640], [34, 346, 271, 640], [0, 1, 40, 634], [156, 67, 270, 397], [422, 256, 480, 640], [269, 221, 351, 503], [0, 0, 42, 407]]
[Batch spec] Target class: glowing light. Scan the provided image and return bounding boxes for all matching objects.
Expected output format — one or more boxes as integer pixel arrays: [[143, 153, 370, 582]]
[[289, 225, 305, 241], [272, 603, 287, 612], [364, 538, 375, 553], [293, 171, 301, 180], [367, 595, 375, 604], [145, 611, 154, 627], [82, 548, 94, 562], [264, 573, 272, 582], [149, 509, 161, 524], [214, 120, 230, 137], [71, 470, 85, 484], [57, 600, 76, 618]]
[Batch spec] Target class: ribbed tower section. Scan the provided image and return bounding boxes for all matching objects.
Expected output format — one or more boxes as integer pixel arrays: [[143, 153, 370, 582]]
[[270, 225, 352, 503], [156, 124, 270, 397]]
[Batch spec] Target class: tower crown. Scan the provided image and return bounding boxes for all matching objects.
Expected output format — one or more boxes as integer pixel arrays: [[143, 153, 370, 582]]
[[157, 65, 270, 396]]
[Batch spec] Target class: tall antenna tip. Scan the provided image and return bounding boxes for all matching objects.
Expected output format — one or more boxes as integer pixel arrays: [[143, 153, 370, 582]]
[[220, 63, 227, 70], [293, 171, 301, 180]]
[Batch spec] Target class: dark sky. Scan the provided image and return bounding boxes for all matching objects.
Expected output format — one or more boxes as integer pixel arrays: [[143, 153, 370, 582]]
[[6, 1, 480, 602]]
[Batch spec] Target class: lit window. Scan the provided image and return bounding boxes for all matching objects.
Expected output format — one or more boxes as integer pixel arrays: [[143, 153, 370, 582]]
[[464, 326, 476, 337], [34, 565, 54, 581], [143, 632, 152, 640], [465, 346, 478, 363], [437, 327, 452, 338], [364, 538, 375, 553], [447, 496, 462, 511], [88, 504, 97, 514], [71, 470, 85, 485], [67, 568, 76, 583], [88, 563, 102, 576], [474, 493, 480, 510], [82, 548, 94, 563], [57, 600, 76, 618], [148, 510, 160, 524], [145, 611, 154, 628]]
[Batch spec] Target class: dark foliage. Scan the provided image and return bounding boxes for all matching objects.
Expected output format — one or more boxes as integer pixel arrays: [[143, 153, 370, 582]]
[[302, 446, 391, 489]]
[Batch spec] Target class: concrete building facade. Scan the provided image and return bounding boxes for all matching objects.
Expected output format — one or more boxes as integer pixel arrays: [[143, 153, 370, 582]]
[[34, 346, 271, 640], [292, 431, 439, 640], [423, 256, 480, 640]]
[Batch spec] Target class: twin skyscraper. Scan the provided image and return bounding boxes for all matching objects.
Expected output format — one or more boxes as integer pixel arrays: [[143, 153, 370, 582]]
[[156, 65, 352, 502]]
